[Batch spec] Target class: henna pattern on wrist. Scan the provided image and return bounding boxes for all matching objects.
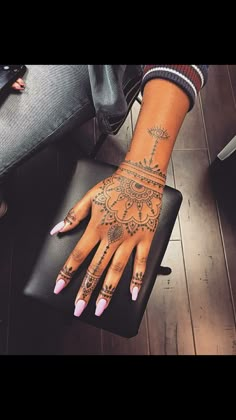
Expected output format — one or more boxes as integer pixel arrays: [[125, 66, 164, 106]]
[[131, 272, 144, 288], [118, 165, 165, 188], [64, 208, 76, 225], [126, 125, 169, 180], [123, 160, 166, 182]]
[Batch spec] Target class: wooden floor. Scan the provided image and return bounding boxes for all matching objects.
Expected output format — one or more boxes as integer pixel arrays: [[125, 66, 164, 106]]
[[1, 65, 236, 355]]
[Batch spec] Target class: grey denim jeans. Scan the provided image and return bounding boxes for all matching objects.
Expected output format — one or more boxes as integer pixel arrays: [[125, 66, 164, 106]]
[[0, 65, 95, 181]]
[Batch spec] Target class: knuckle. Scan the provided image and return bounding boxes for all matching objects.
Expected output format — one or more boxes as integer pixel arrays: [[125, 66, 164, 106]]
[[136, 255, 148, 265], [71, 249, 84, 264], [110, 261, 125, 273]]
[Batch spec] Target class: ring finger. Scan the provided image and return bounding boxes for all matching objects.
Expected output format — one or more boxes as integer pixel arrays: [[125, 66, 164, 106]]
[[95, 240, 136, 316]]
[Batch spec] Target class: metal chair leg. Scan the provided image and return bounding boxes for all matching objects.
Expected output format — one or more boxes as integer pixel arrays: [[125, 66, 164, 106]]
[[157, 266, 172, 275]]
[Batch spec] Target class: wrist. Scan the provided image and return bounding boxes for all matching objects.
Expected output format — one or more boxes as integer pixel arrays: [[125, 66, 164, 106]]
[[117, 159, 166, 191]]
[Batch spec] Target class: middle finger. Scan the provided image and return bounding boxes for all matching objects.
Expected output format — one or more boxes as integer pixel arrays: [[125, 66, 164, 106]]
[[74, 224, 124, 316]]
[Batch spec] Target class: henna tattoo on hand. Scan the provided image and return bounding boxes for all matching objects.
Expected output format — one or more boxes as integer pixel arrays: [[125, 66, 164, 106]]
[[81, 271, 99, 300], [80, 224, 123, 300], [126, 125, 169, 177], [93, 175, 162, 235], [147, 126, 169, 165], [119, 164, 165, 188], [64, 208, 76, 225], [100, 284, 116, 300], [131, 272, 144, 287], [108, 224, 124, 244], [123, 160, 166, 182], [59, 265, 76, 284], [148, 126, 169, 141]]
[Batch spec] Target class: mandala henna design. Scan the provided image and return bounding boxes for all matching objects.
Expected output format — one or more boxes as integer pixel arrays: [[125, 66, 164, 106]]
[[59, 265, 76, 283], [81, 271, 100, 300], [64, 208, 76, 225], [131, 272, 144, 287], [100, 284, 116, 299], [93, 175, 162, 235]]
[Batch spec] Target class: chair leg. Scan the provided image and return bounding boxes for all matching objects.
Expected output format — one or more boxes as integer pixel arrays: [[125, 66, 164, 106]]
[[157, 266, 172, 275]]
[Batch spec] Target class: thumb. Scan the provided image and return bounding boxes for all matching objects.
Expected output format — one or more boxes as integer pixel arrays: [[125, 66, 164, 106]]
[[50, 190, 92, 236]]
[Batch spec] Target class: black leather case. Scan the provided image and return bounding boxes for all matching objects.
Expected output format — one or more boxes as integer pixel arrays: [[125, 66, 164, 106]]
[[24, 159, 182, 338]]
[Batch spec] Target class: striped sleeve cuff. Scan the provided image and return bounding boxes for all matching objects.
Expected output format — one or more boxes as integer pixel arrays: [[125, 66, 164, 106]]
[[141, 65, 209, 111]]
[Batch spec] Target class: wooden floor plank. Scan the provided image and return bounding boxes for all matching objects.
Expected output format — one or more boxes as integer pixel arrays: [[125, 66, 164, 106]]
[[146, 240, 195, 355], [200, 65, 236, 162], [201, 64, 236, 328], [61, 321, 102, 355], [173, 149, 236, 354], [102, 315, 149, 355], [228, 65, 236, 108], [174, 98, 207, 150], [166, 159, 181, 241]]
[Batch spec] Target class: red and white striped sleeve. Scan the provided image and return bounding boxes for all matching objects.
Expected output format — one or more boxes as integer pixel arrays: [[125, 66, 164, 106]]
[[141, 65, 209, 110]]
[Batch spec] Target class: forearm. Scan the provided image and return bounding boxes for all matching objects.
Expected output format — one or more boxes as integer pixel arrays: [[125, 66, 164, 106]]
[[123, 78, 190, 175]]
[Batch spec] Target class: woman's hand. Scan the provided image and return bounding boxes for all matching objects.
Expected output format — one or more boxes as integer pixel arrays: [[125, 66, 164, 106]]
[[11, 78, 25, 91], [50, 162, 165, 317]]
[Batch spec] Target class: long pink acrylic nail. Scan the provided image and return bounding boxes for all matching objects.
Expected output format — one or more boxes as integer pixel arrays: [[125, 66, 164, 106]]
[[50, 221, 65, 236], [54, 279, 66, 295], [132, 286, 139, 301], [74, 300, 86, 317], [95, 299, 107, 317]]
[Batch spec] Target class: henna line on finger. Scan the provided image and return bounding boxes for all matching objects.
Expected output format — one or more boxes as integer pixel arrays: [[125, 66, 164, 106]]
[[100, 284, 116, 299], [131, 272, 144, 287], [64, 208, 77, 225], [80, 224, 124, 300], [59, 265, 77, 284]]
